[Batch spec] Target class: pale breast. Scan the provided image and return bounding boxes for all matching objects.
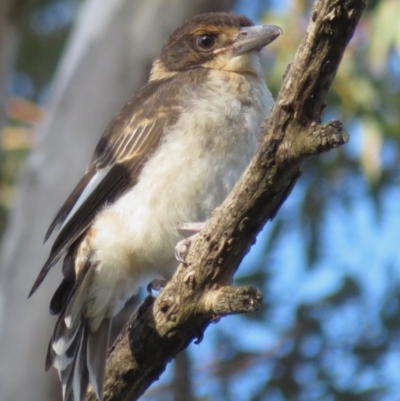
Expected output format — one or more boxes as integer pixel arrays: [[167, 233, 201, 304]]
[[90, 68, 273, 287]]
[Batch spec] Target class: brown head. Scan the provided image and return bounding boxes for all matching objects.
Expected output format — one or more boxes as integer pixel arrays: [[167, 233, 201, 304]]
[[150, 12, 281, 79]]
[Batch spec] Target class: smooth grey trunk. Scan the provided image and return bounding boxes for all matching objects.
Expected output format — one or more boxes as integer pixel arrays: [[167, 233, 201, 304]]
[[0, 1, 232, 400], [173, 351, 195, 401]]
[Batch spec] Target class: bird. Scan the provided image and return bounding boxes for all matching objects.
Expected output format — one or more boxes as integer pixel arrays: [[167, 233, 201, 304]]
[[29, 12, 281, 401]]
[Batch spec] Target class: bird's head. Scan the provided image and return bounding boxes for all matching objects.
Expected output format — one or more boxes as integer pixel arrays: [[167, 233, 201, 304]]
[[150, 12, 282, 79]]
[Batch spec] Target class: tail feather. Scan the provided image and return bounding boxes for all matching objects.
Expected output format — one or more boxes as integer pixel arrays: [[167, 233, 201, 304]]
[[52, 267, 94, 358], [47, 256, 111, 400], [87, 318, 111, 401], [50, 251, 77, 315], [49, 315, 111, 401], [72, 324, 89, 401], [55, 322, 83, 400], [57, 340, 75, 401], [61, 362, 74, 401], [50, 279, 75, 316], [52, 310, 82, 358]]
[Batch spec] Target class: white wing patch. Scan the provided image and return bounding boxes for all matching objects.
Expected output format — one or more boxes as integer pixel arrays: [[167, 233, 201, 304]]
[[60, 168, 111, 231]]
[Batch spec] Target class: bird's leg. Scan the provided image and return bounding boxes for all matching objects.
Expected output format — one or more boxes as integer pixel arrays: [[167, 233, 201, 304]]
[[147, 279, 168, 295], [178, 222, 205, 233], [175, 222, 206, 264]]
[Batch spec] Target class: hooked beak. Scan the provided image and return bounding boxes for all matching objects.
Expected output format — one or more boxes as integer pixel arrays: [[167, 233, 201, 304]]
[[231, 25, 282, 56]]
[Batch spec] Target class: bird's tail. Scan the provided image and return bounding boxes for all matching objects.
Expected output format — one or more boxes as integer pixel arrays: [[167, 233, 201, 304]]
[[46, 258, 112, 401], [47, 312, 111, 401]]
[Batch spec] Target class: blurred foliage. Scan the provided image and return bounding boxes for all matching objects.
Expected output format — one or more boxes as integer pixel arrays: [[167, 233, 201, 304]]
[[263, 0, 400, 265], [14, 0, 77, 99], [1, 0, 400, 400], [0, 0, 77, 237]]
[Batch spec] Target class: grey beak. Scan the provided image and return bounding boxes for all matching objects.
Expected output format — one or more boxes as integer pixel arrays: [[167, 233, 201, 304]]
[[232, 25, 282, 56]]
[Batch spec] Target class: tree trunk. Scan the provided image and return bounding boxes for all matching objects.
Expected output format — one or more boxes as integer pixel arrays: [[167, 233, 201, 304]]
[[173, 351, 195, 401], [0, 1, 232, 401]]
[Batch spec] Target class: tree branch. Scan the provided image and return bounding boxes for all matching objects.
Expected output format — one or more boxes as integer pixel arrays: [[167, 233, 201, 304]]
[[85, 0, 366, 399]]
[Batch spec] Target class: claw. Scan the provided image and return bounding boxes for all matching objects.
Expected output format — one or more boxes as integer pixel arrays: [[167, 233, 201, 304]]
[[175, 238, 191, 264], [175, 222, 204, 264]]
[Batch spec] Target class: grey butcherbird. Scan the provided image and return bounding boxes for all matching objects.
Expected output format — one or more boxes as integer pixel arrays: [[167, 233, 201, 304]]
[[29, 12, 281, 401]]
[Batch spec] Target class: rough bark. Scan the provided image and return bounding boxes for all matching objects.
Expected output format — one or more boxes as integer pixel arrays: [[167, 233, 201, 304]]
[[0, 1, 232, 401], [85, 0, 366, 400]]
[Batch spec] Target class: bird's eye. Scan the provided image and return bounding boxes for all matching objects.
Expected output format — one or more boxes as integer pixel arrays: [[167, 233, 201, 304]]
[[196, 34, 216, 50]]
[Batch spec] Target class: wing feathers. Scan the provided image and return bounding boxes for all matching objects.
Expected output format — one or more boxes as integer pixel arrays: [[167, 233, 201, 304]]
[[30, 116, 169, 298], [50, 250, 77, 315], [29, 164, 131, 298], [50, 279, 74, 316], [44, 166, 96, 242], [32, 77, 182, 298], [59, 169, 111, 232]]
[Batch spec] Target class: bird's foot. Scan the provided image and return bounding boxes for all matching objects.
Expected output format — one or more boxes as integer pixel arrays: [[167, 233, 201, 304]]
[[147, 279, 167, 295], [175, 222, 205, 264], [175, 233, 199, 264]]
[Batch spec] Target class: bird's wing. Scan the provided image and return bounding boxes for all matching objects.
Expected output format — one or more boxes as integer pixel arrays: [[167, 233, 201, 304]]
[[30, 77, 180, 297]]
